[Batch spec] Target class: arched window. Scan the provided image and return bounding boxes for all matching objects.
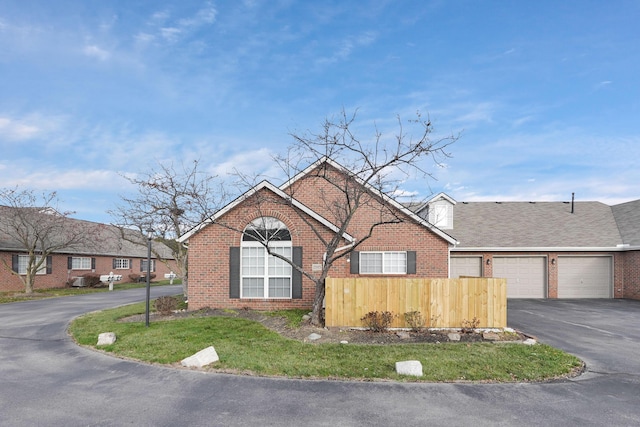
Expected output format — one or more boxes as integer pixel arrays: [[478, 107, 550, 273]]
[[241, 217, 293, 298]]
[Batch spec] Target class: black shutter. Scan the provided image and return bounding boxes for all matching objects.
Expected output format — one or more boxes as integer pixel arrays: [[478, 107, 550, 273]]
[[46, 256, 52, 274], [12, 254, 18, 273], [112, 259, 117, 269], [229, 247, 240, 299], [292, 247, 303, 299], [407, 251, 416, 274], [140, 259, 144, 272], [350, 251, 359, 274], [91, 258, 96, 270], [67, 256, 72, 270], [130, 259, 133, 270]]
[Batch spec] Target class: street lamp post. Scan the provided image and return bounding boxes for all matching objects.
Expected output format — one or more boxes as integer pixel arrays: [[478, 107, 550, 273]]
[[145, 228, 153, 327]]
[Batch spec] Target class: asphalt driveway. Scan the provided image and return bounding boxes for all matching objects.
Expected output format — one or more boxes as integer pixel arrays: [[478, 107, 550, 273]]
[[1, 290, 640, 426], [507, 298, 640, 377]]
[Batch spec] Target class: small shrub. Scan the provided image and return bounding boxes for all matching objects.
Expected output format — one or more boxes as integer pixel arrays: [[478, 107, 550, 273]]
[[129, 273, 157, 283], [154, 296, 179, 316], [128, 274, 142, 283], [82, 273, 103, 288], [361, 311, 396, 332], [461, 317, 480, 333], [404, 310, 425, 332]]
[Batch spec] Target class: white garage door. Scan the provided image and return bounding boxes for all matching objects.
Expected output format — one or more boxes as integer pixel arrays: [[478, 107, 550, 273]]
[[450, 257, 482, 278], [493, 257, 546, 298], [558, 256, 612, 298]]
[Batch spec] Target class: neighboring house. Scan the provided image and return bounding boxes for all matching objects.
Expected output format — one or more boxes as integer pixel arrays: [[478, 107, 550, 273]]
[[415, 194, 640, 300], [179, 159, 458, 311], [0, 210, 176, 292]]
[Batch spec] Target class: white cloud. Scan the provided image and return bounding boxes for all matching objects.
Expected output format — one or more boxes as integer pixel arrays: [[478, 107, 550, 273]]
[[1, 168, 124, 191], [160, 27, 182, 42], [83, 44, 110, 61], [317, 31, 377, 65], [0, 116, 41, 140]]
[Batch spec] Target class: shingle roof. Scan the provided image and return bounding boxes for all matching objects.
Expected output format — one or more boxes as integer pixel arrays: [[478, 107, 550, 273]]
[[612, 199, 640, 246], [0, 207, 173, 259], [449, 201, 623, 249]]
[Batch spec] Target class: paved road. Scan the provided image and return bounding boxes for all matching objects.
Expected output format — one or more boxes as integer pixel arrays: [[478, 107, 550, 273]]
[[1, 291, 640, 426]]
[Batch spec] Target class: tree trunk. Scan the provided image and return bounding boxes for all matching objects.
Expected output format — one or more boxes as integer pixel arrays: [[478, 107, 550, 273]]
[[182, 273, 188, 298], [25, 275, 34, 294], [310, 279, 326, 326]]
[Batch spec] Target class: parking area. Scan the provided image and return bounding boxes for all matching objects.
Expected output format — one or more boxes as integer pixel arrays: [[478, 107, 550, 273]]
[[507, 298, 640, 375]]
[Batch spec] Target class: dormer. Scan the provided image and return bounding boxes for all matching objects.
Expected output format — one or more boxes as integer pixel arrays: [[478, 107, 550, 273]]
[[419, 192, 456, 229]]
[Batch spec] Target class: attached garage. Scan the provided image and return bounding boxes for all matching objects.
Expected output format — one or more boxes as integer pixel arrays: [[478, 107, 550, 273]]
[[493, 257, 546, 298], [450, 256, 482, 278], [558, 256, 612, 298]]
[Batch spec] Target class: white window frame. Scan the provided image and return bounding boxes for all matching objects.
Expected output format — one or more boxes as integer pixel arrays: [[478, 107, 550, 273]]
[[241, 241, 292, 299], [71, 256, 92, 270], [141, 259, 155, 273], [17, 255, 46, 275], [114, 258, 130, 270], [240, 217, 293, 299], [359, 251, 408, 275]]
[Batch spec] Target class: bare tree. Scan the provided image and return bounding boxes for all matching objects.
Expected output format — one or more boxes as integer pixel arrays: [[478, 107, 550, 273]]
[[110, 160, 227, 296], [235, 109, 459, 325], [0, 188, 96, 293]]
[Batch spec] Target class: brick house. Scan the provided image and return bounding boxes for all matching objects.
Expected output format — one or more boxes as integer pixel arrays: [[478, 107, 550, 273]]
[[182, 158, 640, 310], [179, 159, 458, 311], [0, 210, 176, 292]]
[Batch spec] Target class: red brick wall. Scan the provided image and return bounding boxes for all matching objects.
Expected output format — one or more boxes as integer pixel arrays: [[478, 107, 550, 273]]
[[186, 182, 451, 310], [621, 250, 640, 300], [0, 252, 175, 292]]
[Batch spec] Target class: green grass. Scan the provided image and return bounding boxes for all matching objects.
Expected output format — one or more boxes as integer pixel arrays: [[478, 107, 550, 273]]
[[69, 303, 583, 382], [0, 280, 181, 304]]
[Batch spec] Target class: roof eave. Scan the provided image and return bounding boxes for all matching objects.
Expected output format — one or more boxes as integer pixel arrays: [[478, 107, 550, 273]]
[[451, 246, 629, 252]]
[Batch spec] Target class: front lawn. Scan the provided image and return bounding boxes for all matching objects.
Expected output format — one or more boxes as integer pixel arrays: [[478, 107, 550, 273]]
[[69, 302, 583, 382]]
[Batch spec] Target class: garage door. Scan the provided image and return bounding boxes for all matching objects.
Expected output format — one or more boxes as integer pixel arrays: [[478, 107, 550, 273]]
[[558, 256, 612, 298], [450, 257, 482, 278], [493, 257, 546, 298]]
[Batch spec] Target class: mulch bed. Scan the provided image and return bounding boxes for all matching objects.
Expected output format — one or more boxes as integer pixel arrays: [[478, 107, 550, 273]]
[[120, 307, 526, 344]]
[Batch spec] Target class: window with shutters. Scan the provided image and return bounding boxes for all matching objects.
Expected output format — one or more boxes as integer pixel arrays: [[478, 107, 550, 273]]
[[141, 259, 155, 273], [241, 217, 292, 298], [15, 255, 47, 275], [113, 258, 130, 269], [360, 251, 407, 274], [71, 257, 92, 270]]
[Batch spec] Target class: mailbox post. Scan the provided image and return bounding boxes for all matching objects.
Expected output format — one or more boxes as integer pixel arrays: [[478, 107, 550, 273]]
[[164, 271, 177, 285], [99, 271, 122, 291]]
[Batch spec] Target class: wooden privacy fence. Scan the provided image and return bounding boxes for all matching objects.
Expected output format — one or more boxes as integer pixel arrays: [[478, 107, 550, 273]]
[[325, 277, 507, 329]]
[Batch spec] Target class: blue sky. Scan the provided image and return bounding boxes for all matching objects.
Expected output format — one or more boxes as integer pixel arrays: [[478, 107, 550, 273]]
[[1, 1, 639, 223]]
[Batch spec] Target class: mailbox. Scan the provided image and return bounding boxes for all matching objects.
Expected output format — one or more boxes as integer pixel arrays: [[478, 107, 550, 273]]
[[99, 272, 122, 291], [164, 271, 177, 284]]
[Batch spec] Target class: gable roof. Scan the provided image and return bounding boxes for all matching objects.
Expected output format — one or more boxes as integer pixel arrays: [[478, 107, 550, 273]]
[[450, 201, 623, 250], [612, 199, 640, 247], [280, 157, 458, 245], [178, 180, 355, 243], [413, 192, 457, 214]]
